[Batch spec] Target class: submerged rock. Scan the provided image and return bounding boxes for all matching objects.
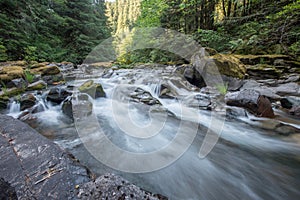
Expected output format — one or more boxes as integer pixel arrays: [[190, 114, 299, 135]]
[[78, 80, 106, 99], [225, 89, 275, 118], [78, 173, 167, 200]]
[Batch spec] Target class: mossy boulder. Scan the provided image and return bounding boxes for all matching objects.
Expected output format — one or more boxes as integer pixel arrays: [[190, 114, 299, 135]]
[[207, 54, 246, 79], [246, 64, 284, 79], [0, 87, 24, 98], [0, 66, 24, 83], [0, 61, 28, 68], [78, 80, 106, 99], [27, 80, 47, 91], [233, 54, 290, 65], [30, 65, 60, 76]]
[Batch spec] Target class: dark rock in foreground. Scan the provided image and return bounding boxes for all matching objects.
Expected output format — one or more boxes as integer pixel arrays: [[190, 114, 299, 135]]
[[0, 114, 91, 199], [0, 115, 167, 199], [78, 173, 167, 200], [0, 177, 17, 200]]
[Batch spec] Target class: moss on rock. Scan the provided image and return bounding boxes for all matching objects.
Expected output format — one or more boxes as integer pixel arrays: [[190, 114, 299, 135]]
[[78, 80, 106, 99], [208, 54, 246, 79]]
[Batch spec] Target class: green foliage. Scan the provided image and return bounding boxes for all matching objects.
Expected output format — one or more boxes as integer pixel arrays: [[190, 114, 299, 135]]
[[193, 29, 230, 52], [24, 70, 35, 83], [0, 42, 8, 61], [24, 46, 38, 62], [136, 0, 168, 27], [116, 49, 184, 65], [215, 83, 228, 95], [0, 0, 110, 63]]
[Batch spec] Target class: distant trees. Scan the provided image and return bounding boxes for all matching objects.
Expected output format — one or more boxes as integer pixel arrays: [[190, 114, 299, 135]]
[[0, 0, 110, 63]]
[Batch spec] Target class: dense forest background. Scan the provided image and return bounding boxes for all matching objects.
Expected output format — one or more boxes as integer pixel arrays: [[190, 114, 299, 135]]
[[0, 0, 299, 64], [0, 0, 110, 63]]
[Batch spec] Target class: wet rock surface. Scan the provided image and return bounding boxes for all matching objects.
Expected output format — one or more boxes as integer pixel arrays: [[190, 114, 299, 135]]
[[0, 177, 17, 200], [78, 173, 167, 200], [225, 89, 275, 118], [20, 93, 36, 111], [47, 87, 72, 104], [0, 114, 91, 199], [78, 80, 106, 99], [62, 93, 93, 120]]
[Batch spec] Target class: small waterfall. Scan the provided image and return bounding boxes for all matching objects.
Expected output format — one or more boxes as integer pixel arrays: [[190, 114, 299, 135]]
[[9, 101, 20, 114], [148, 81, 161, 99], [35, 94, 48, 112]]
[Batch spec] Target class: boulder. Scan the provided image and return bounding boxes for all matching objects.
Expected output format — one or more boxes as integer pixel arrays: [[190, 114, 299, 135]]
[[182, 65, 206, 88], [78, 80, 106, 99], [30, 64, 60, 76], [225, 89, 275, 118], [226, 106, 247, 119], [47, 87, 72, 104], [42, 73, 64, 85], [182, 94, 212, 110], [274, 82, 300, 97], [159, 83, 177, 99], [280, 98, 293, 109], [234, 54, 290, 65], [246, 64, 283, 79], [241, 80, 281, 100], [0, 87, 24, 98], [27, 80, 47, 91], [20, 93, 36, 111], [62, 94, 93, 120], [0, 66, 24, 83], [57, 62, 74, 73], [204, 54, 246, 79], [6, 78, 27, 89], [0, 114, 91, 199], [78, 173, 166, 200], [130, 87, 161, 106], [17, 111, 38, 128]]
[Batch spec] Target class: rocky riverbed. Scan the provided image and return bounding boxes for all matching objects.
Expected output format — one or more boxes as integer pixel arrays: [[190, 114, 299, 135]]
[[0, 50, 299, 199]]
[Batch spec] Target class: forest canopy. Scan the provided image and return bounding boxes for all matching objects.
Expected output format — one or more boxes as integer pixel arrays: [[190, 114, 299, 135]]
[[0, 0, 110, 63], [0, 0, 299, 64]]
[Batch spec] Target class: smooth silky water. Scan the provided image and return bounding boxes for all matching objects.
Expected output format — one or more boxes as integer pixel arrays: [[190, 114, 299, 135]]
[[6, 68, 300, 200]]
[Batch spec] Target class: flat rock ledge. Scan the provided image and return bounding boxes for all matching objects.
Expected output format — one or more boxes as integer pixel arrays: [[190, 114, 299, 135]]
[[78, 174, 167, 200], [0, 114, 166, 200]]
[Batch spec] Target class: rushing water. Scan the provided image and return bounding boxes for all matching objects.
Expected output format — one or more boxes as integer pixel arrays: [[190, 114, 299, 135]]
[[6, 67, 300, 200]]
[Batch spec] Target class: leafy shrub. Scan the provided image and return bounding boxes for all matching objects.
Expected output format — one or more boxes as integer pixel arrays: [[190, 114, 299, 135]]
[[24, 70, 35, 83], [193, 29, 230, 52], [0, 42, 8, 61]]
